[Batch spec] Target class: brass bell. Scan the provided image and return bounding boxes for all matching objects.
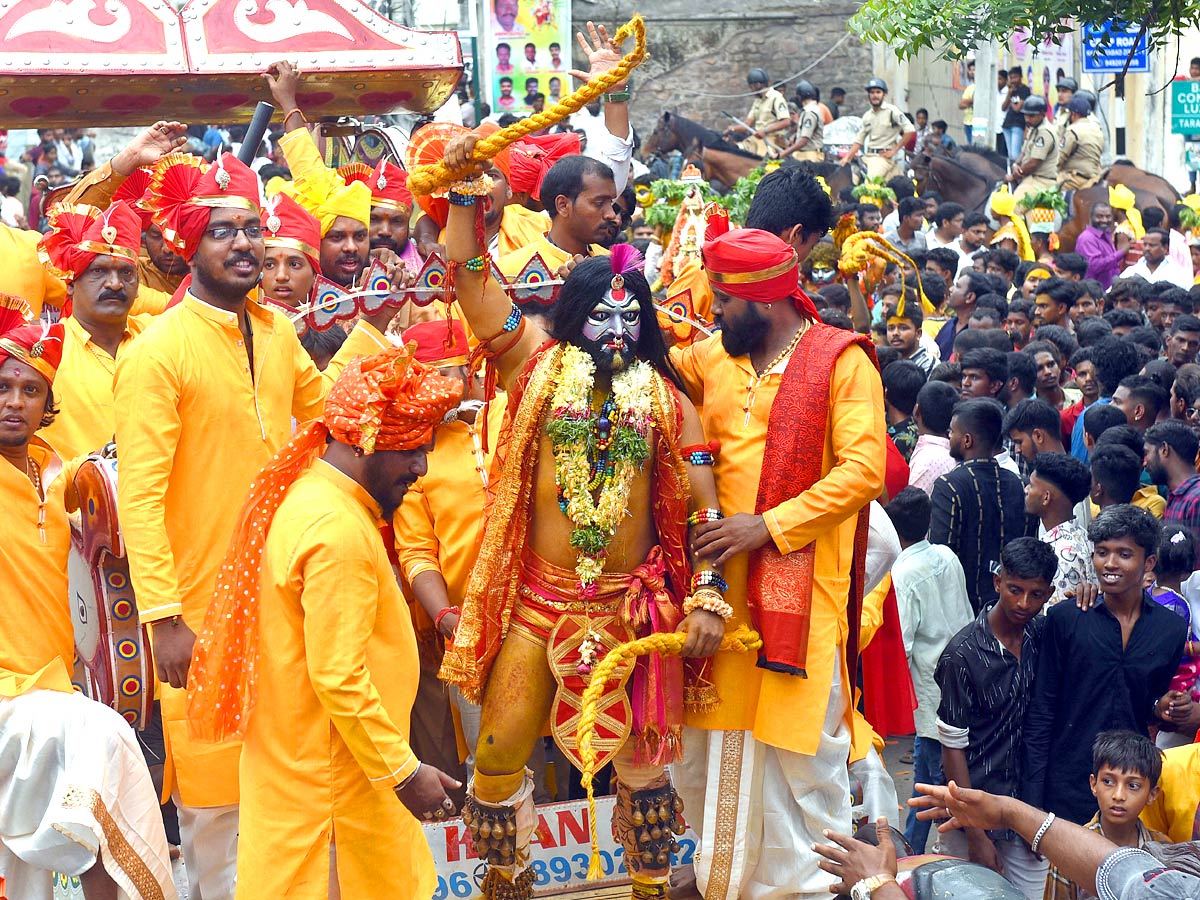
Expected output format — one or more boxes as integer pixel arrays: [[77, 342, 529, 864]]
[[632, 809, 644, 826], [505, 819, 517, 835], [638, 828, 651, 844], [651, 825, 663, 840], [674, 796, 685, 812], [500, 839, 513, 855], [641, 850, 655, 864], [645, 808, 658, 824], [656, 851, 669, 865], [476, 839, 489, 856], [670, 841, 681, 853], [480, 820, 493, 838], [658, 804, 669, 821]]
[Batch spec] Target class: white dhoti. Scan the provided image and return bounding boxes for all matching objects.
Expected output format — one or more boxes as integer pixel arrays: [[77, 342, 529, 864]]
[[0, 688, 176, 900], [176, 801, 238, 900], [674, 659, 852, 900]]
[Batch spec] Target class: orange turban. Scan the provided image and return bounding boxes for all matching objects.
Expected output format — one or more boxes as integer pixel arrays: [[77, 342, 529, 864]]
[[111, 166, 156, 232], [403, 319, 470, 367], [188, 344, 461, 741], [0, 319, 65, 386], [341, 159, 414, 215], [39, 201, 142, 284], [145, 151, 261, 261], [702, 226, 819, 319]]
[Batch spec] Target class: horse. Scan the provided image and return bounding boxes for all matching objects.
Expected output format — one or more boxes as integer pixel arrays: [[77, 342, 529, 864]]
[[1058, 162, 1181, 251], [641, 110, 766, 192], [911, 145, 1007, 215]]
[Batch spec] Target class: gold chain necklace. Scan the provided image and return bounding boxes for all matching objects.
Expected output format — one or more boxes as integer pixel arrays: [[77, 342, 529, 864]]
[[27, 456, 46, 544], [743, 321, 809, 425]]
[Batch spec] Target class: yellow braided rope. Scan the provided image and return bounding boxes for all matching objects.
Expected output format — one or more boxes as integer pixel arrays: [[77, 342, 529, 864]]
[[407, 14, 648, 196], [838, 231, 935, 317], [577, 624, 762, 880]]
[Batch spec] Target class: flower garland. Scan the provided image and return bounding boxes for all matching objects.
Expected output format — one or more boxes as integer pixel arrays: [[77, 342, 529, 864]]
[[546, 344, 653, 592]]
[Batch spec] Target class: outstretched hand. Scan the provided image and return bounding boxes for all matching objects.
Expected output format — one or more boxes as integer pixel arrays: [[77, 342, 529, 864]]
[[908, 781, 1012, 833], [569, 21, 624, 87], [814, 817, 898, 895], [111, 121, 189, 176]]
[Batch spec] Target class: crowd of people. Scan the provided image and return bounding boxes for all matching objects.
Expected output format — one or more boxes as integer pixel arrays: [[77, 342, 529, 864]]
[[4, 20, 1200, 900]]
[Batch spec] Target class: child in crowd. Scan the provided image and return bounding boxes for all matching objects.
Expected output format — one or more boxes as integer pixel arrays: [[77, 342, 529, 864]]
[[1042, 730, 1168, 900], [1150, 524, 1200, 749], [935, 537, 1058, 900]]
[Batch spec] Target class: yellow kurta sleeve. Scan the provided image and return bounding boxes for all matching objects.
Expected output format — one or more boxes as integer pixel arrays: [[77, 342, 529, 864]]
[[290, 320, 390, 421], [278, 128, 329, 184], [394, 482, 443, 584], [113, 342, 186, 623], [295, 515, 421, 787], [56, 161, 126, 210], [130, 283, 172, 316], [860, 575, 888, 648], [669, 338, 707, 407], [763, 346, 886, 552]]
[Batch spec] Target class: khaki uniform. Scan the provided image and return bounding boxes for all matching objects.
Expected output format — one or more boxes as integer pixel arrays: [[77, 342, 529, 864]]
[[741, 88, 791, 157], [790, 102, 825, 161], [1056, 116, 1105, 190], [1012, 119, 1058, 208], [855, 101, 915, 180]]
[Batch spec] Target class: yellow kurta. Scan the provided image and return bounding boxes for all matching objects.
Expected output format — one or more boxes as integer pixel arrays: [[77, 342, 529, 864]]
[[0, 222, 66, 316], [0, 439, 74, 696], [113, 293, 389, 807], [1141, 743, 1200, 843], [671, 333, 886, 755], [237, 461, 433, 899], [497, 234, 609, 278], [394, 401, 506, 598], [39, 313, 150, 461]]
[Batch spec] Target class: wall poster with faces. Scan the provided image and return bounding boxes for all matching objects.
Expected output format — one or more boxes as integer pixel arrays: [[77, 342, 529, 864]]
[[483, 0, 571, 117]]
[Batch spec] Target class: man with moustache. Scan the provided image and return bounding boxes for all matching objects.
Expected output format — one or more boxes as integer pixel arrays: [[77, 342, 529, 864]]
[[36, 200, 150, 460], [113, 151, 399, 900], [188, 345, 463, 899], [669, 219, 887, 898], [340, 158, 424, 270]]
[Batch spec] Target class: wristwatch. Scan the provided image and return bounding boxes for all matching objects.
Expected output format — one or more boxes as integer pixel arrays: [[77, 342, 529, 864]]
[[850, 873, 896, 899]]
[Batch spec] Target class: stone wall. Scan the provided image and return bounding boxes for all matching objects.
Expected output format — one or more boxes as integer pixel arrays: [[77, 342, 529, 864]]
[[578, 0, 873, 141]]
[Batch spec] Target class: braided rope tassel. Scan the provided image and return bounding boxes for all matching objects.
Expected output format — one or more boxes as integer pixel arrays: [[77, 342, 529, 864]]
[[407, 14, 648, 196], [577, 625, 763, 880], [838, 231, 934, 317]]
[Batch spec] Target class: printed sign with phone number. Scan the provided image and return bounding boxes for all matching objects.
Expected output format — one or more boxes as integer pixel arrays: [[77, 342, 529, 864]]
[[422, 797, 699, 898]]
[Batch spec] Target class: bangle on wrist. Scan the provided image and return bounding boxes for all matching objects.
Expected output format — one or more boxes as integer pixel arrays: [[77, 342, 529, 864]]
[[683, 589, 733, 620], [1030, 811, 1056, 854], [605, 90, 631, 103], [691, 570, 729, 593], [397, 762, 422, 790], [433, 605, 459, 634], [282, 108, 306, 128]]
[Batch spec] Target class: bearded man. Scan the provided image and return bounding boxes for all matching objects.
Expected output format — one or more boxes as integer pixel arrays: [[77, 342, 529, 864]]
[[438, 132, 728, 900]]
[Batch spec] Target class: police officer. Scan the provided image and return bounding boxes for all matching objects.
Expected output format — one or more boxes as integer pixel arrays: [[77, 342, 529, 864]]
[[723, 68, 791, 157], [841, 77, 915, 181], [780, 79, 825, 161], [1053, 76, 1078, 134], [1006, 95, 1058, 207], [1057, 95, 1105, 190]]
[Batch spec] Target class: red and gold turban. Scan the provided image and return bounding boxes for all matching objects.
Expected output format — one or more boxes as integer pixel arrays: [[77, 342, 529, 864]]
[[110, 166, 156, 232], [188, 344, 461, 741], [508, 133, 581, 201], [403, 319, 470, 367], [39, 201, 142, 283], [0, 318, 65, 386], [341, 159, 414, 215], [262, 192, 322, 275], [702, 224, 819, 319], [145, 151, 261, 261]]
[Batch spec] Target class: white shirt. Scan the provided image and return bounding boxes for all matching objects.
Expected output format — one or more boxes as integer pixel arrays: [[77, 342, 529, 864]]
[[894, 540, 974, 739], [950, 237, 985, 275], [994, 449, 1021, 476], [1123, 256, 1194, 290]]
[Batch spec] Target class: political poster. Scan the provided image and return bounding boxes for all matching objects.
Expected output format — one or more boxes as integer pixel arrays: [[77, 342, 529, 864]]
[[482, 0, 571, 117]]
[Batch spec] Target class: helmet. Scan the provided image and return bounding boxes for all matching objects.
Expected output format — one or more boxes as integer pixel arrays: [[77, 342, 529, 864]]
[[1076, 89, 1098, 111], [1056, 76, 1079, 93], [865, 77, 888, 92], [1067, 95, 1091, 115], [747, 68, 769, 86], [795, 79, 817, 100], [1021, 95, 1048, 115]]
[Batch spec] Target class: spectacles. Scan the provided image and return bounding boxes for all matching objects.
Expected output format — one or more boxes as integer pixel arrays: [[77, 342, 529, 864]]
[[204, 224, 264, 242]]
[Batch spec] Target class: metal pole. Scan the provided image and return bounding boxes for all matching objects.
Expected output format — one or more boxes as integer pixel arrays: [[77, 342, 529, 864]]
[[974, 40, 1000, 151]]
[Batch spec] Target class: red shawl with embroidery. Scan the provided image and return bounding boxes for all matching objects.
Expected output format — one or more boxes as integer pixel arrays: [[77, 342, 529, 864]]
[[746, 322, 878, 675]]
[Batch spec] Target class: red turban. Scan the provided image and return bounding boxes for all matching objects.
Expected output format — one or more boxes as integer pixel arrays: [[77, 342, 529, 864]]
[[342, 159, 414, 215], [701, 226, 819, 319], [39, 201, 142, 283], [111, 167, 155, 231], [508, 133, 581, 200], [0, 319, 65, 386], [262, 192, 321, 276], [403, 319, 470, 366], [145, 151, 261, 261]]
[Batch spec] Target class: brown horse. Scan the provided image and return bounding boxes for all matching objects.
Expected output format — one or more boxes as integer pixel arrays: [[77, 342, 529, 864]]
[[911, 146, 1007, 214], [1058, 162, 1181, 251], [641, 110, 855, 199]]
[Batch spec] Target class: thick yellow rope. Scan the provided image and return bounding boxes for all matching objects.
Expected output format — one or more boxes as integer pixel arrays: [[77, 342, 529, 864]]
[[577, 625, 762, 880], [406, 14, 648, 196], [838, 230, 935, 317]]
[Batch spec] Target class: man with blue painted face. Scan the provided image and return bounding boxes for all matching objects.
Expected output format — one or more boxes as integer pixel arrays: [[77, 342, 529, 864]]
[[436, 130, 731, 900]]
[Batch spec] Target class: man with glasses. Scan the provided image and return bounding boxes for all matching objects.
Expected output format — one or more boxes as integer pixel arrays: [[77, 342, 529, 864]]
[[113, 151, 400, 900]]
